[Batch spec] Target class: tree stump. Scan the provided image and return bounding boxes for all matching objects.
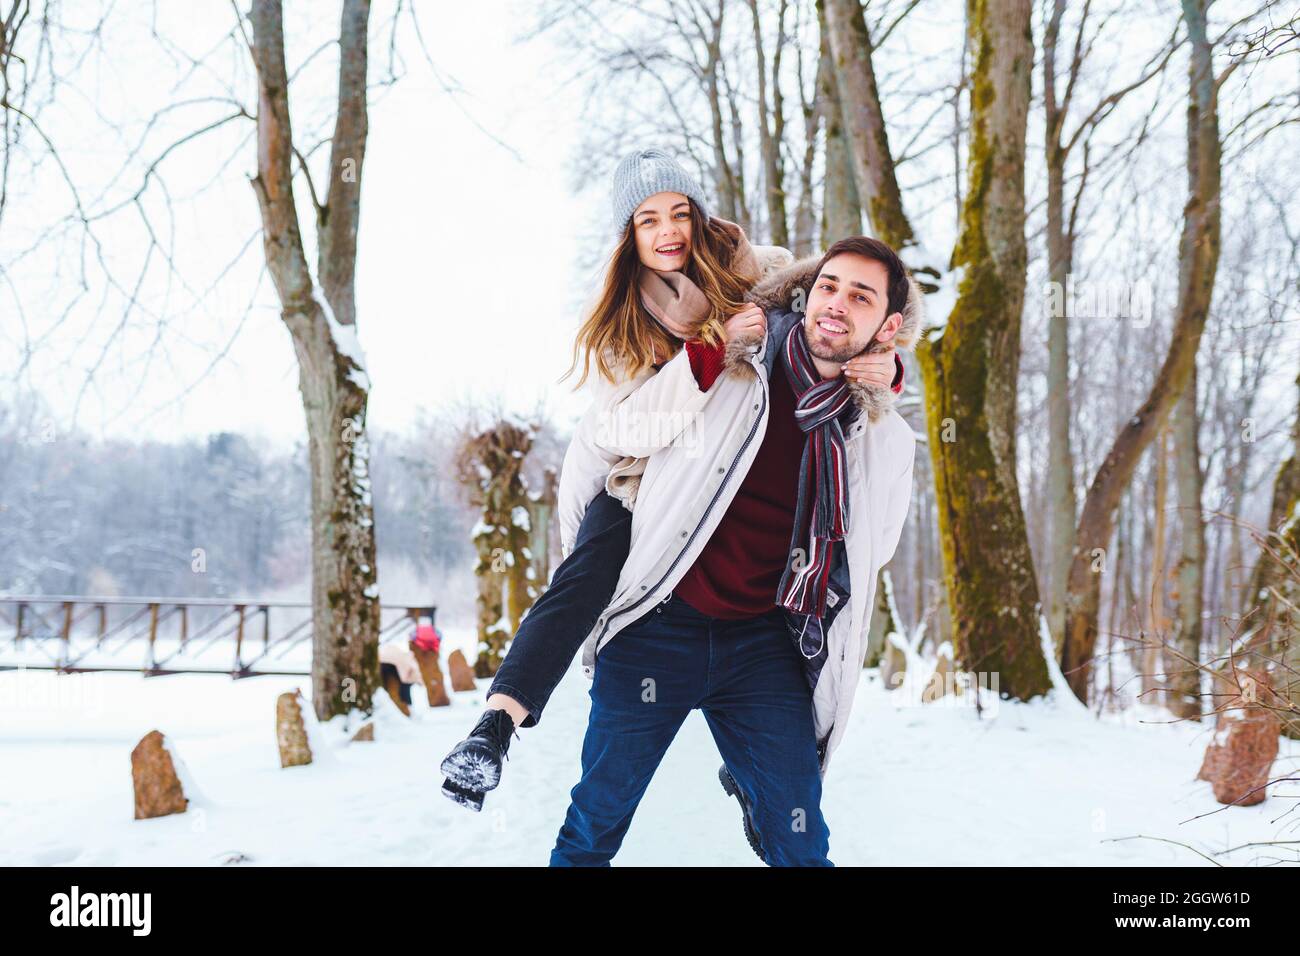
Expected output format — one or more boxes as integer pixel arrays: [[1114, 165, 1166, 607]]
[[412, 642, 450, 707], [350, 723, 375, 743], [447, 649, 478, 692], [1197, 669, 1282, 806], [381, 667, 411, 717], [276, 690, 313, 768], [131, 730, 189, 820]]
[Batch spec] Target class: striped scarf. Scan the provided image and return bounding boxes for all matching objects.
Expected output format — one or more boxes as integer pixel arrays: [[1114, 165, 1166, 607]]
[[776, 321, 860, 618]]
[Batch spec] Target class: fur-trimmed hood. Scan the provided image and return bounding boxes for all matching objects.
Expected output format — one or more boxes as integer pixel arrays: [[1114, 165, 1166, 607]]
[[723, 253, 925, 422]]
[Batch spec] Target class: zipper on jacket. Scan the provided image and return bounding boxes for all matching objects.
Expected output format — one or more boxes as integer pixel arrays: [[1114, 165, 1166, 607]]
[[592, 363, 770, 655]]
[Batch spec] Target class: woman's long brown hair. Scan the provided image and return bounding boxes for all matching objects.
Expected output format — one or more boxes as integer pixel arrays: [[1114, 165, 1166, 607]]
[[565, 200, 753, 388]]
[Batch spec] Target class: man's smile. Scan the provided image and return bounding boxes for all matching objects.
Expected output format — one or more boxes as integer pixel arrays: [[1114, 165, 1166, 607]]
[[815, 314, 850, 337]]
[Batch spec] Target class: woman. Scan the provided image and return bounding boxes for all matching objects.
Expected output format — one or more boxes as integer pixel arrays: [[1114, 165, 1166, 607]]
[[439, 148, 900, 812]]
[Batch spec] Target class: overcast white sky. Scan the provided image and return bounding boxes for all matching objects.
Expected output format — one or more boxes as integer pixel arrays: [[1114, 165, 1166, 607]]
[[1, 0, 606, 446], [3, 0, 1295, 452]]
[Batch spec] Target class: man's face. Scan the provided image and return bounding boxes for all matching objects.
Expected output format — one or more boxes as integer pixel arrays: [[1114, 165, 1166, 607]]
[[802, 253, 901, 363]]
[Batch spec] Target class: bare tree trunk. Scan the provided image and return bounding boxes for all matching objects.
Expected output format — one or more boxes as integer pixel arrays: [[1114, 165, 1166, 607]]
[[249, 0, 379, 720], [817, 7, 861, 242], [527, 467, 558, 590], [820, 0, 914, 253], [1040, 0, 1174, 653], [914, 0, 1051, 698], [792, 18, 820, 257], [1061, 0, 1222, 702], [705, 3, 740, 223], [749, 0, 790, 247], [1221, 444, 1248, 628], [1172, 372, 1205, 718], [1043, 0, 1077, 653], [723, 62, 751, 233], [1146, 423, 1169, 705], [1110, 492, 1129, 652]]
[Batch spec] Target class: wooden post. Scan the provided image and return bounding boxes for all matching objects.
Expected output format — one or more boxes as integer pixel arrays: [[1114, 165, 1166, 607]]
[[234, 605, 246, 674], [147, 603, 159, 672], [62, 601, 74, 670]]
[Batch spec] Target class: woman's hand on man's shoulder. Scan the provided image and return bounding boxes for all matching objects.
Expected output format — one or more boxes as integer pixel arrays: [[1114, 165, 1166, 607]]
[[723, 303, 766, 346]]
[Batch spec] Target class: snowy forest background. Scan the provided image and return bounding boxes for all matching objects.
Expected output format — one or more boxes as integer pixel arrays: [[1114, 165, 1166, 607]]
[[2, 0, 1299, 868], [3, 0, 1296, 710]]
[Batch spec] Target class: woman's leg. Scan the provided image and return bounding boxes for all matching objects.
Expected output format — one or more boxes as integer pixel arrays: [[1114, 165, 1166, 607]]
[[485, 490, 632, 729]]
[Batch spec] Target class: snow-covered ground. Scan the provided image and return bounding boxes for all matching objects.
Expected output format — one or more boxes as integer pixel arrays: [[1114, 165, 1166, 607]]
[[2, 627, 1296, 867]]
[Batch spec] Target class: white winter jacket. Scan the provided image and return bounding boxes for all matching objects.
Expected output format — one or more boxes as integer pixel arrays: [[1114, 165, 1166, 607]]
[[557, 244, 795, 560], [557, 256, 923, 779]]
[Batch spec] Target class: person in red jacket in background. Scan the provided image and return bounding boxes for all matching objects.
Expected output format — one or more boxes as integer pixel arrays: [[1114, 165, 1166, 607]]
[[411, 615, 440, 655]]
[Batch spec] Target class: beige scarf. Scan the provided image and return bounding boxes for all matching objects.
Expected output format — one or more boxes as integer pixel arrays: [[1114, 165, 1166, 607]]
[[637, 217, 760, 350]]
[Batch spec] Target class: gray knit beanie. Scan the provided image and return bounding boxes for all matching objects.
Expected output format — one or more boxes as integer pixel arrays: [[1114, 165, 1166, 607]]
[[610, 147, 711, 236]]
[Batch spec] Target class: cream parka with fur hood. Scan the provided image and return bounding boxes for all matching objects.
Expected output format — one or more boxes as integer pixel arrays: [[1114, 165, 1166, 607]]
[[557, 253, 923, 779]]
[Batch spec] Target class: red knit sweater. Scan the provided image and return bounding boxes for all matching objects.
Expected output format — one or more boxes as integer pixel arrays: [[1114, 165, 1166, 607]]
[[671, 339, 903, 619]]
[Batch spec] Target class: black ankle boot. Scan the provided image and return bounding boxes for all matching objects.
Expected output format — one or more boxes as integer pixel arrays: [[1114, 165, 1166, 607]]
[[719, 764, 766, 862], [440, 776, 485, 812], [440, 707, 519, 792]]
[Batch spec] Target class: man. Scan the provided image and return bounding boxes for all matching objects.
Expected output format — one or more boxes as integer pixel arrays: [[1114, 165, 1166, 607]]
[[550, 236, 921, 866]]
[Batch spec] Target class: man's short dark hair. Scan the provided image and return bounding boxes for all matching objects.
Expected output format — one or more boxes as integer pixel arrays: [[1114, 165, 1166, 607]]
[[813, 236, 909, 317]]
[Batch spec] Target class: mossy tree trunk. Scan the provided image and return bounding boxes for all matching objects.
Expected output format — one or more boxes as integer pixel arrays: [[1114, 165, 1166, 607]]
[[822, 0, 1050, 695], [914, 0, 1051, 700], [457, 419, 537, 678], [249, 0, 379, 720], [1240, 371, 1300, 738]]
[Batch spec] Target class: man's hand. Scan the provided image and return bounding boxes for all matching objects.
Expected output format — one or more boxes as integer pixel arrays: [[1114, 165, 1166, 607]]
[[841, 349, 897, 388], [722, 303, 766, 345]]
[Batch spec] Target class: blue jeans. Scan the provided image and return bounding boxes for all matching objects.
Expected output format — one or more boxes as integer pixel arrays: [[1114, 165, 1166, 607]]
[[549, 593, 832, 866], [487, 490, 632, 728]]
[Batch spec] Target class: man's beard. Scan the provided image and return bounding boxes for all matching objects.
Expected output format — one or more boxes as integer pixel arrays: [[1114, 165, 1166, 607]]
[[803, 313, 866, 363]]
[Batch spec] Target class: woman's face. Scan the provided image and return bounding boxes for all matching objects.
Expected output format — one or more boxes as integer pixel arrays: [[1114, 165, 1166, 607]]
[[631, 191, 692, 271]]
